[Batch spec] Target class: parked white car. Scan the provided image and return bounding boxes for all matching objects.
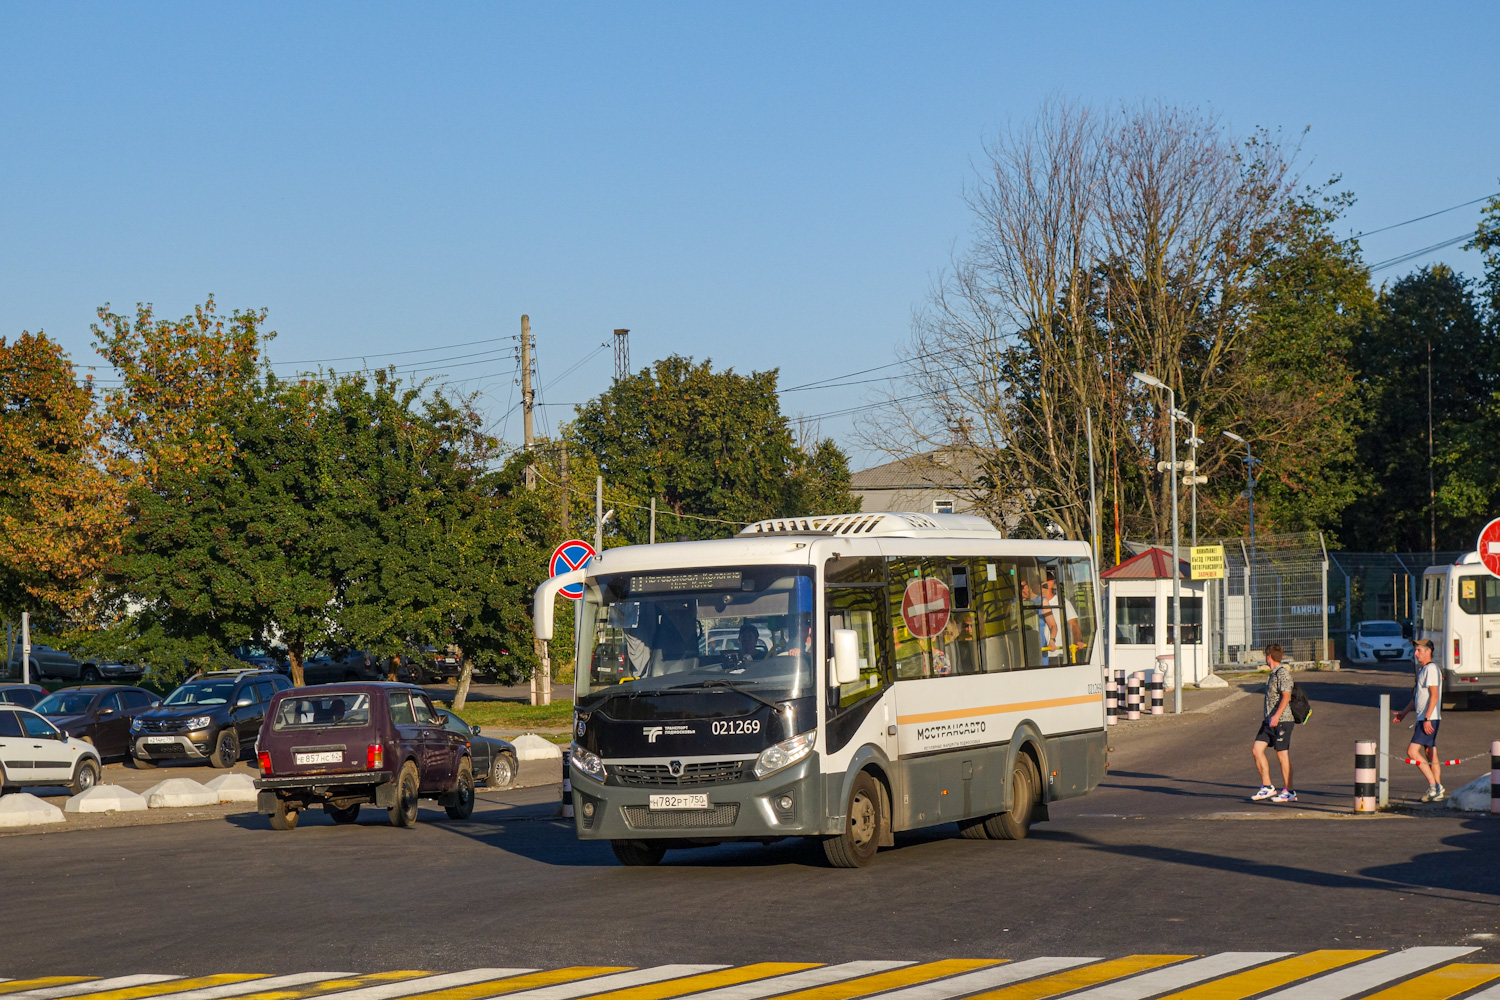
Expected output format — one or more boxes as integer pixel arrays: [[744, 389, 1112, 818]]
[[1347, 620, 1413, 665], [0, 705, 102, 795]]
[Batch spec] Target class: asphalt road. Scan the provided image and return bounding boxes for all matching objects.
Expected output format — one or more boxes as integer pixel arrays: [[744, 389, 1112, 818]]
[[3, 667, 1498, 978]]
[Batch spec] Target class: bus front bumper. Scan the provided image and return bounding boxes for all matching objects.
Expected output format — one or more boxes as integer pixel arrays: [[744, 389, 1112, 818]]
[[569, 755, 824, 841]]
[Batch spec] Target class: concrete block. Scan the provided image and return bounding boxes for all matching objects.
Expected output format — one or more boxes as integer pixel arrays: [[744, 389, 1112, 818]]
[[202, 773, 259, 803], [0, 792, 67, 827], [511, 733, 564, 761], [1447, 774, 1491, 812], [65, 784, 148, 814], [1197, 674, 1229, 689], [140, 778, 219, 808]]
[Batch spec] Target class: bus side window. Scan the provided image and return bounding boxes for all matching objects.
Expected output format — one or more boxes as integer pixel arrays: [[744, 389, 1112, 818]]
[[1459, 576, 1484, 615], [887, 558, 929, 679], [974, 560, 1023, 672]]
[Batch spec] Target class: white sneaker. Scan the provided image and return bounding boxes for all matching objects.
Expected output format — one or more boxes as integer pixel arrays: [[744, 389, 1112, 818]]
[[1420, 785, 1437, 802], [1250, 785, 1276, 801], [1433, 784, 1448, 802], [1272, 788, 1297, 803]]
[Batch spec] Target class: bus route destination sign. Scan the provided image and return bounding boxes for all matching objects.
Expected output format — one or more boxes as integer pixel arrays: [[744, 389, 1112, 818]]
[[1479, 517, 1500, 578], [901, 577, 952, 639], [548, 539, 596, 600], [1190, 544, 1225, 580]]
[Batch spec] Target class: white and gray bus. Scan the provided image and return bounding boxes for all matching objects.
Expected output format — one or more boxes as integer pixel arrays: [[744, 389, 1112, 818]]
[[1420, 552, 1500, 709], [533, 511, 1107, 867]]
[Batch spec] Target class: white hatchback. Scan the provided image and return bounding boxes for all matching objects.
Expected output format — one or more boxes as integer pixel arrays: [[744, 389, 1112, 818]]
[[0, 705, 102, 795], [1348, 620, 1414, 665]]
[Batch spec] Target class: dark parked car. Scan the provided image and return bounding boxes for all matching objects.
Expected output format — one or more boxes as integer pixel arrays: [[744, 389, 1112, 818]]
[[0, 683, 47, 709], [130, 669, 291, 769], [438, 709, 516, 789], [232, 646, 287, 674], [254, 683, 474, 829], [36, 686, 161, 760], [4, 644, 140, 682], [302, 649, 386, 684]]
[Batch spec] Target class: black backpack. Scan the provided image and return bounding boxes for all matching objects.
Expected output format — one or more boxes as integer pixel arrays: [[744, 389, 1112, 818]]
[[1289, 684, 1313, 725]]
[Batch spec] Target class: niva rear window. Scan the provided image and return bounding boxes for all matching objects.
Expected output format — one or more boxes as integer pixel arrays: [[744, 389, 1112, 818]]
[[273, 693, 372, 730]]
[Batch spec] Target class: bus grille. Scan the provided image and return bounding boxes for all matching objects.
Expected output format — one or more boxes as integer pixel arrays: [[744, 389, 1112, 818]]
[[622, 803, 739, 829], [612, 761, 748, 787]]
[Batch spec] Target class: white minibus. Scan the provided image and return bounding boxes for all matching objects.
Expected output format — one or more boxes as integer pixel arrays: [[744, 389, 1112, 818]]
[[1420, 552, 1500, 709]]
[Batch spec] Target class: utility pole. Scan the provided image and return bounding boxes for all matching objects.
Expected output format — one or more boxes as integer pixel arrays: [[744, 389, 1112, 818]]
[[650, 497, 657, 544], [1427, 335, 1435, 557], [613, 329, 630, 383], [559, 440, 570, 537], [521, 315, 536, 490], [21, 612, 31, 687], [595, 476, 604, 551]]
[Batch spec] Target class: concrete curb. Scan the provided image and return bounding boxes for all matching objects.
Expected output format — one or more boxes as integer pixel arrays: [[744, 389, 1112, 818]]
[[141, 778, 220, 808], [0, 792, 67, 827], [65, 784, 148, 813], [512, 733, 564, 761], [203, 773, 259, 803]]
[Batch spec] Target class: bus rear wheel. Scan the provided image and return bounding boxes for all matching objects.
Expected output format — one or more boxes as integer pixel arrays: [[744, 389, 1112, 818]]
[[983, 755, 1038, 841], [824, 772, 884, 868], [611, 839, 666, 866]]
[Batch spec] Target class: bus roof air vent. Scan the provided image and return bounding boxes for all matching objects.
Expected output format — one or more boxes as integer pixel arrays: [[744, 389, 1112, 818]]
[[738, 512, 1001, 538]]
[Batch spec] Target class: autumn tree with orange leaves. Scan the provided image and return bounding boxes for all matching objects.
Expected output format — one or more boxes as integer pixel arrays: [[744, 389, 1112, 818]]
[[0, 332, 124, 627]]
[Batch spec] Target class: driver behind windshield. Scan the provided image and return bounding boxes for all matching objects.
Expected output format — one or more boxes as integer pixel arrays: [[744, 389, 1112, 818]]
[[736, 623, 765, 661]]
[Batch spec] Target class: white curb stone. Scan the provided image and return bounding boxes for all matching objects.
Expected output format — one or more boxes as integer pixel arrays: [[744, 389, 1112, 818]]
[[0, 792, 67, 827], [65, 784, 149, 814], [140, 778, 220, 808], [1197, 674, 1229, 689], [511, 733, 564, 761], [203, 773, 259, 803], [1447, 774, 1490, 812]]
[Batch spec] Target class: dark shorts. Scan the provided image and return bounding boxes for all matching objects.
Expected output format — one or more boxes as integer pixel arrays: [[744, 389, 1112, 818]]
[[1255, 720, 1294, 751], [1411, 719, 1441, 748]]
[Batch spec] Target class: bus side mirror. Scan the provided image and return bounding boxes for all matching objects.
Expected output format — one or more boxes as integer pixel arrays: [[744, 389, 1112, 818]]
[[831, 629, 860, 687]]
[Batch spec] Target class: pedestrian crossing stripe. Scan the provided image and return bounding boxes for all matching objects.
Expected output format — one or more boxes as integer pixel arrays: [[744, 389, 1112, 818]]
[[5, 954, 1500, 1000]]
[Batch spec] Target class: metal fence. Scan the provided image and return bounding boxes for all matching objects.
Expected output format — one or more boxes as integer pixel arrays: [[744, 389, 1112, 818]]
[[1208, 533, 1465, 664]]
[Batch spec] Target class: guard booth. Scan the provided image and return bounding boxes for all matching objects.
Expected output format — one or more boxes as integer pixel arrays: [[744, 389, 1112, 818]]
[[1102, 547, 1211, 685]]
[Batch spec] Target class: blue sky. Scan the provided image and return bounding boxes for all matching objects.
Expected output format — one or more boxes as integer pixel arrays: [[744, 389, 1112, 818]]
[[2, 3, 1496, 465]]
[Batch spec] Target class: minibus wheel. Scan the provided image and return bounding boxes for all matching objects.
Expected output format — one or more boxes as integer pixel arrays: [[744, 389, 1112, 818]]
[[824, 771, 884, 867], [611, 839, 666, 866], [985, 755, 1038, 841]]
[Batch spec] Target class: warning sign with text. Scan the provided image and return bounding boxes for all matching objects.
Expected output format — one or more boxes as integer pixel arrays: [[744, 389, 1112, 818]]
[[1190, 545, 1225, 580]]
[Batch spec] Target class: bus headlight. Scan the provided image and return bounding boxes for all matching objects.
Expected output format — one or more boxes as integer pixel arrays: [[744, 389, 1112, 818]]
[[754, 730, 816, 779], [570, 745, 606, 781]]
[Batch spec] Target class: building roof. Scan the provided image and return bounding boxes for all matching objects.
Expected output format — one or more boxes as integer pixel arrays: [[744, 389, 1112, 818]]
[[849, 449, 977, 491], [1100, 546, 1190, 581]]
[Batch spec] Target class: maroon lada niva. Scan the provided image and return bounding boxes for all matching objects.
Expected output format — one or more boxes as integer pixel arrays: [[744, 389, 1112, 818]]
[[255, 683, 474, 829]]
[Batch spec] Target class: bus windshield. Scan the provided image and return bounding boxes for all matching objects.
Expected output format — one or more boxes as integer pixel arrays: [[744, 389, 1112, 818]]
[[577, 565, 815, 708]]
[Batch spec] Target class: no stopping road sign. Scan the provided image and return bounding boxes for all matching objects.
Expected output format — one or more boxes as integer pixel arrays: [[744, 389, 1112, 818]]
[[549, 539, 596, 599]]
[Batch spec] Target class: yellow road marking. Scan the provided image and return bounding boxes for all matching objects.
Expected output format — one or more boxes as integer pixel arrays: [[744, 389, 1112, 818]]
[[0, 982, 96, 996], [1360, 963, 1500, 999], [404, 969, 637, 1000], [574, 966, 821, 1000], [967, 956, 1191, 1000], [1156, 952, 1381, 1000], [237, 973, 434, 1000], [898, 697, 1097, 726], [770, 961, 1002, 1000], [60, 978, 267, 1000]]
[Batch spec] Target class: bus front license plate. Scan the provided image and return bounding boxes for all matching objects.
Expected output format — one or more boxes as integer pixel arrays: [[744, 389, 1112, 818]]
[[649, 793, 709, 810]]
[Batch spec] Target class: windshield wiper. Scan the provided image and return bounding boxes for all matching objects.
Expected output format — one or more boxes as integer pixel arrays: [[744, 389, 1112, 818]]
[[658, 679, 786, 713]]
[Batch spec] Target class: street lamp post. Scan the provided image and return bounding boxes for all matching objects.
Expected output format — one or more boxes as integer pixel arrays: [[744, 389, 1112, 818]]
[[1174, 411, 1205, 547], [1223, 431, 1259, 663], [1133, 371, 1183, 714]]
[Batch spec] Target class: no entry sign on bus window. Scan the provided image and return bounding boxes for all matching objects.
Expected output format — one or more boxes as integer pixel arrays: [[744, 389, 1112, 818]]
[[901, 577, 951, 638]]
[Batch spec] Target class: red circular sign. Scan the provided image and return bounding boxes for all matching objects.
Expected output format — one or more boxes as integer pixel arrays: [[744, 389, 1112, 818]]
[[1479, 518, 1500, 578], [901, 577, 952, 639]]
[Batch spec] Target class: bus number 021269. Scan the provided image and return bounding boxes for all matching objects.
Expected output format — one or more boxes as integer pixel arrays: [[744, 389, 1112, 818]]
[[712, 719, 761, 735]]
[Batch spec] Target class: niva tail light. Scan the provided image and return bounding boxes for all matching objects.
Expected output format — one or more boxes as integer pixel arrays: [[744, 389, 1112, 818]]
[[367, 743, 384, 769], [257, 751, 272, 775]]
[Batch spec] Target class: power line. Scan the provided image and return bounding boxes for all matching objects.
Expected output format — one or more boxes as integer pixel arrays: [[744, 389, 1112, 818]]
[[1343, 192, 1497, 244], [1368, 231, 1474, 273], [266, 336, 507, 366]]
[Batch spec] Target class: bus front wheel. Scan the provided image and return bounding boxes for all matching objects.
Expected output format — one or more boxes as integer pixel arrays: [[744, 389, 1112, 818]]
[[824, 772, 884, 868], [984, 755, 1038, 841]]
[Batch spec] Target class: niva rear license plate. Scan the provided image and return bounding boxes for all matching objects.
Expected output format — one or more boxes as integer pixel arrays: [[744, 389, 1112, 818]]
[[295, 751, 343, 765], [648, 793, 710, 810]]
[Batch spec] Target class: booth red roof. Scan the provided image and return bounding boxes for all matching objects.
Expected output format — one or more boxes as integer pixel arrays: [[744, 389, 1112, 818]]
[[1100, 546, 1191, 580]]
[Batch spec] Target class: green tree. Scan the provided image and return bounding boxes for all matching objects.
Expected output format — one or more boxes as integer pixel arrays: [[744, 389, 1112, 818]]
[[568, 355, 858, 543], [1342, 265, 1496, 551]]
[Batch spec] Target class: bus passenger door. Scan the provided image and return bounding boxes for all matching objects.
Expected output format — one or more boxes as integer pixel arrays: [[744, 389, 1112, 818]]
[[825, 587, 896, 765]]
